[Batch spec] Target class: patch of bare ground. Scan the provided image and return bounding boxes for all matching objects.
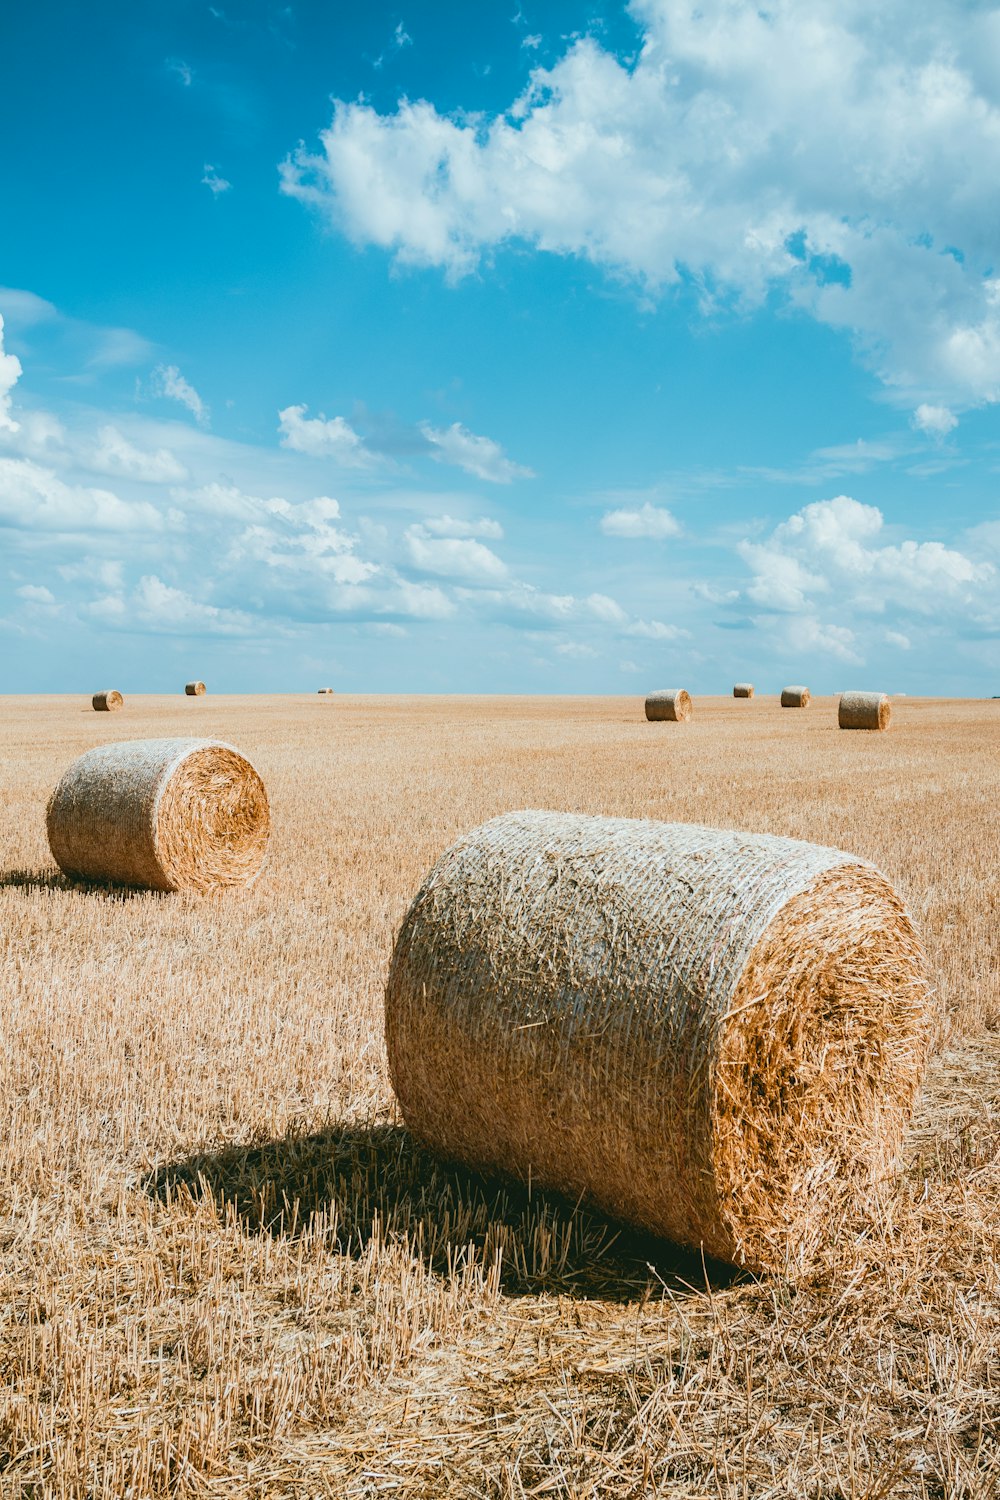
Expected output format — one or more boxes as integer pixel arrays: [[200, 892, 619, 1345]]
[[0, 694, 997, 1496]]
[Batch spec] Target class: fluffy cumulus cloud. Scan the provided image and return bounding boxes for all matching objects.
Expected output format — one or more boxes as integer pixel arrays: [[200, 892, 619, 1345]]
[[282, 0, 1000, 408], [912, 403, 959, 438], [151, 364, 208, 424], [0, 314, 23, 432], [88, 425, 188, 484], [600, 501, 680, 539], [278, 404, 377, 466], [419, 421, 534, 482], [405, 523, 508, 583], [87, 575, 255, 636], [735, 493, 996, 658], [0, 457, 164, 534], [421, 513, 503, 539]]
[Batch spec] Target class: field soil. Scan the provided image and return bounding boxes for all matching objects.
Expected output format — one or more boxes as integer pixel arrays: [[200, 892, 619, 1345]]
[[0, 693, 998, 1497]]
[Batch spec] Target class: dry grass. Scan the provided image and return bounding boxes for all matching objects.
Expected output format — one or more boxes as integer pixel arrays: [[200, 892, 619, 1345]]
[[0, 692, 998, 1498]]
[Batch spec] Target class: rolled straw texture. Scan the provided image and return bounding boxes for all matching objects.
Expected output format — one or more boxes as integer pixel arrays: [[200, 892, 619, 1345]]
[[385, 811, 933, 1273], [47, 738, 270, 893], [92, 690, 123, 712], [645, 689, 692, 722], [840, 691, 891, 731], [185, 681, 206, 696], [733, 684, 754, 699], [781, 685, 811, 707]]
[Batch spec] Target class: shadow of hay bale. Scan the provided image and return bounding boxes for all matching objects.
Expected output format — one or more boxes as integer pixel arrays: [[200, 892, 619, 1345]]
[[144, 1121, 745, 1301], [0, 867, 165, 900]]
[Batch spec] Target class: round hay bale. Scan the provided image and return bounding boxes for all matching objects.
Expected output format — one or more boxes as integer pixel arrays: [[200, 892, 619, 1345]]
[[645, 689, 692, 722], [733, 683, 754, 699], [781, 685, 810, 708], [385, 811, 933, 1273], [840, 691, 891, 731], [47, 738, 270, 893], [92, 690, 123, 712], [185, 681, 206, 696], [317, 688, 335, 695]]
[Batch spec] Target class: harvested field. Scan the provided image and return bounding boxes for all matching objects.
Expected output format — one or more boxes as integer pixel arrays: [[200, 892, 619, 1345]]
[[0, 693, 998, 1498]]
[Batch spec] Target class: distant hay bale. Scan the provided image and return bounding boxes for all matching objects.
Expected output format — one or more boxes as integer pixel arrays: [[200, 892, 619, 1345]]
[[317, 688, 335, 695], [840, 691, 891, 731], [385, 811, 933, 1273], [733, 683, 754, 698], [645, 689, 692, 722], [185, 681, 206, 696], [47, 738, 270, 893], [92, 690, 123, 712], [781, 685, 811, 708]]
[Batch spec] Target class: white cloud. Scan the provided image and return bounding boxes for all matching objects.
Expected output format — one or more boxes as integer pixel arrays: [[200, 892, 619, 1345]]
[[421, 513, 504, 539], [600, 501, 680, 539], [277, 404, 376, 466], [738, 495, 994, 626], [88, 425, 188, 484], [886, 629, 912, 649], [16, 584, 56, 605], [405, 523, 508, 583], [152, 365, 209, 424], [419, 421, 534, 482], [626, 618, 690, 640], [87, 575, 254, 636], [282, 1, 1000, 407], [585, 592, 627, 624], [912, 403, 958, 438], [0, 314, 23, 432], [0, 457, 164, 534], [202, 164, 232, 196]]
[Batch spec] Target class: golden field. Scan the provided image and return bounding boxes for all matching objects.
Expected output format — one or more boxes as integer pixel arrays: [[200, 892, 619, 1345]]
[[0, 691, 998, 1498]]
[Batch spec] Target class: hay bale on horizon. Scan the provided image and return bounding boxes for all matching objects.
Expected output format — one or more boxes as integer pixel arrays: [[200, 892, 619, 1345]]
[[840, 690, 891, 731], [781, 685, 811, 708], [733, 683, 754, 698], [317, 688, 335, 695], [92, 690, 123, 712], [185, 681, 206, 696], [47, 738, 270, 893], [385, 811, 933, 1273], [645, 688, 692, 722]]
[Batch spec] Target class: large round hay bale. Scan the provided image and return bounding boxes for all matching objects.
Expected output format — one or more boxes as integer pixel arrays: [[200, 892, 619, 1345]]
[[839, 691, 891, 731], [781, 685, 810, 708], [92, 690, 123, 712], [733, 683, 754, 699], [385, 811, 932, 1273], [645, 689, 692, 722], [317, 688, 334, 695], [47, 738, 270, 893], [185, 681, 206, 696]]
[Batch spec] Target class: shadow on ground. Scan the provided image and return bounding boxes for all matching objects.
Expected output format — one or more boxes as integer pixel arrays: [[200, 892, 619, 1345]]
[[145, 1120, 745, 1302], [0, 867, 161, 900]]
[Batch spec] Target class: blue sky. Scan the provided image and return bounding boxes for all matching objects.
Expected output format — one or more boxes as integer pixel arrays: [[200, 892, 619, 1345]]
[[1, 0, 998, 694]]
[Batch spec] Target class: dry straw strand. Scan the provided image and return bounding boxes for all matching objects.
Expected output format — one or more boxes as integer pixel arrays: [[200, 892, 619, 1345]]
[[645, 688, 692, 722], [185, 681, 207, 696], [781, 685, 811, 708], [92, 690, 123, 712], [46, 737, 270, 892], [733, 684, 754, 699], [840, 690, 892, 731], [385, 811, 933, 1273]]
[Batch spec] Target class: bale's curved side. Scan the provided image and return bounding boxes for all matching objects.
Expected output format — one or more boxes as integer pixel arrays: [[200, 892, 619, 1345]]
[[92, 690, 123, 712], [46, 738, 270, 892], [185, 681, 206, 696], [781, 686, 811, 708], [733, 684, 754, 699], [839, 691, 891, 731], [385, 811, 932, 1272], [645, 689, 692, 722]]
